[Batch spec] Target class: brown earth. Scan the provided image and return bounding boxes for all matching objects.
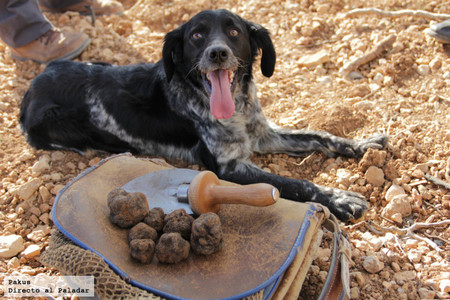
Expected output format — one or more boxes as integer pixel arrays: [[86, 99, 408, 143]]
[[0, 0, 449, 299]]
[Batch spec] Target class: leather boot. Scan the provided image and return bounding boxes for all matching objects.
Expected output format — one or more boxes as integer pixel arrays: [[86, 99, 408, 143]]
[[10, 29, 90, 64], [40, 0, 124, 15]]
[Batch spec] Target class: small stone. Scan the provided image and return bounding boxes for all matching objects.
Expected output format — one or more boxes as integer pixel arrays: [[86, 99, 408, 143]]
[[32, 160, 50, 174], [26, 225, 51, 242], [362, 255, 384, 274], [407, 250, 422, 263], [29, 206, 41, 216], [385, 184, 406, 202], [336, 169, 352, 187], [318, 271, 328, 282], [404, 238, 419, 250], [417, 64, 430, 76], [372, 73, 384, 83], [21, 244, 41, 258], [39, 213, 50, 225], [7, 257, 20, 269], [348, 71, 364, 80], [382, 194, 412, 219], [51, 151, 65, 161], [298, 49, 330, 67], [16, 178, 43, 201], [418, 288, 436, 299], [317, 76, 333, 84], [315, 247, 331, 260], [30, 215, 39, 225], [0, 235, 25, 258], [353, 271, 365, 286], [394, 270, 416, 285], [391, 262, 401, 272], [390, 212, 403, 223], [39, 186, 52, 203], [39, 203, 50, 213], [429, 58, 441, 70], [440, 280, 450, 293], [350, 287, 360, 299], [51, 184, 65, 195], [365, 166, 385, 187], [411, 168, 424, 179]]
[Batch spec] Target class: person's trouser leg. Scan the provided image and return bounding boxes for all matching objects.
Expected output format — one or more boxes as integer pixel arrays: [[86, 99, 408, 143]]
[[38, 0, 84, 10], [0, 0, 52, 48]]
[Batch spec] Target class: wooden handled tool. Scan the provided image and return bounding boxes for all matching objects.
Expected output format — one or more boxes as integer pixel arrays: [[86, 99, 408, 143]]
[[184, 171, 279, 214]]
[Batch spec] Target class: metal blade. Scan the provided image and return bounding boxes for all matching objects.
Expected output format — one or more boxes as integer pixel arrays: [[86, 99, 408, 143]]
[[122, 168, 200, 214]]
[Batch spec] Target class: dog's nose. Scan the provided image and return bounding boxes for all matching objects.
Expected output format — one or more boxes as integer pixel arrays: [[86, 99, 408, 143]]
[[208, 46, 230, 63]]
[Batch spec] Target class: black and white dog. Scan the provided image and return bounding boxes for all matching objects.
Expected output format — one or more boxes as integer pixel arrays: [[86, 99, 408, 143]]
[[20, 9, 387, 221]]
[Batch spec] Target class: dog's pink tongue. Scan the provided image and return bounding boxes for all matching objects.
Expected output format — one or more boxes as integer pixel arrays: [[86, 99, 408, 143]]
[[208, 69, 235, 119]]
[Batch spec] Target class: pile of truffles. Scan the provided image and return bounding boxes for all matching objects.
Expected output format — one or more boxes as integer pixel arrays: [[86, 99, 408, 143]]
[[107, 188, 223, 264]]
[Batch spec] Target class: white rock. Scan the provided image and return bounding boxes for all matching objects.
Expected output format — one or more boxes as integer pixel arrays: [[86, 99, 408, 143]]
[[348, 71, 364, 80], [21, 244, 41, 258], [7, 257, 20, 269], [407, 250, 422, 263], [0, 235, 25, 258], [404, 238, 419, 250], [362, 255, 384, 274], [372, 73, 384, 84], [318, 271, 328, 282], [390, 213, 403, 223], [365, 166, 385, 186], [444, 71, 450, 79], [440, 280, 450, 293], [385, 184, 406, 202], [336, 169, 352, 187], [26, 225, 51, 242], [32, 160, 50, 174], [298, 49, 330, 67], [361, 232, 383, 251], [317, 76, 333, 84], [417, 64, 430, 76], [16, 178, 43, 201], [382, 194, 412, 219]]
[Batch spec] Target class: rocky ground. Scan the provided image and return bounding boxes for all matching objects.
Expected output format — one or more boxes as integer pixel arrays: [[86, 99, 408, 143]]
[[0, 0, 449, 299]]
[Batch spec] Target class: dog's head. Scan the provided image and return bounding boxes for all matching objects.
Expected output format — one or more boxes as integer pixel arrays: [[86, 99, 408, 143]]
[[162, 9, 276, 119]]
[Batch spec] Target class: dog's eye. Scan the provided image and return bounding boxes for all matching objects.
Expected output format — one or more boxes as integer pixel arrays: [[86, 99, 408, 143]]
[[229, 29, 239, 37], [192, 32, 203, 40]]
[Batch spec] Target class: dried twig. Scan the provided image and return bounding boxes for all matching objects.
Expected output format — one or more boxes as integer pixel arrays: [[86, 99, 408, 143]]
[[365, 220, 450, 252], [423, 201, 445, 217], [346, 8, 450, 21], [423, 232, 450, 245], [424, 173, 450, 190], [340, 34, 396, 76]]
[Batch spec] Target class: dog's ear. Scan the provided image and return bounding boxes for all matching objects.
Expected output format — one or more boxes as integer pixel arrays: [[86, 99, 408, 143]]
[[249, 23, 276, 77], [162, 27, 183, 82]]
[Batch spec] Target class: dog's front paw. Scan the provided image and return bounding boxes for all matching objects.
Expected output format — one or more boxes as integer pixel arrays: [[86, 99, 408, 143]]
[[354, 133, 388, 157], [320, 187, 369, 221]]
